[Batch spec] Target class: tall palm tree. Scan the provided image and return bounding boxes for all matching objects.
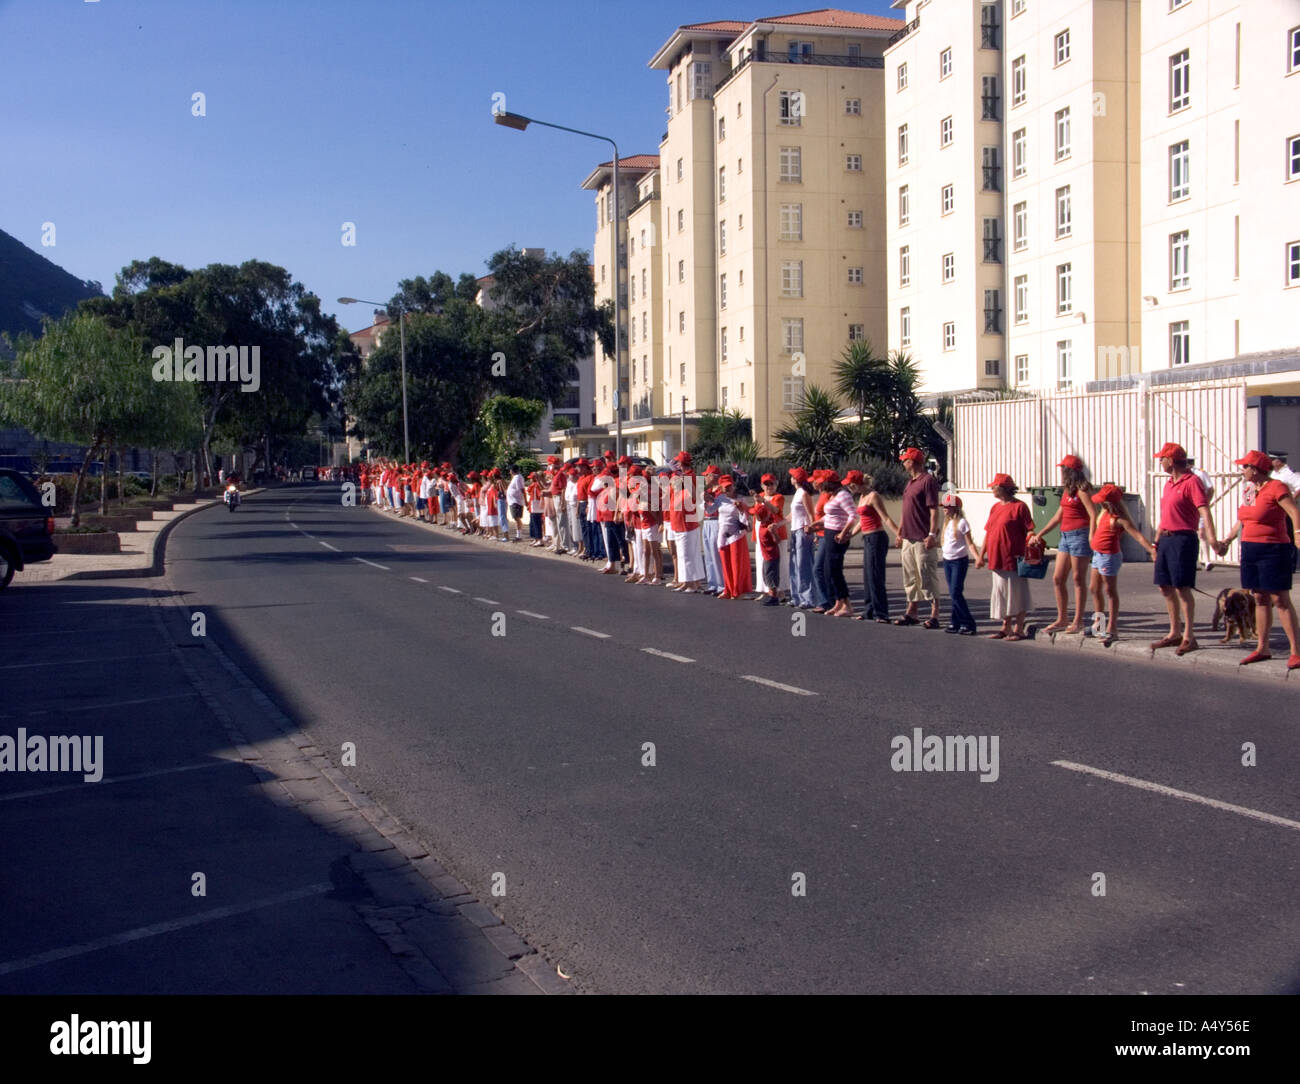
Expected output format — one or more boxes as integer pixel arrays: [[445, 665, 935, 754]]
[[774, 384, 847, 468], [833, 339, 890, 427]]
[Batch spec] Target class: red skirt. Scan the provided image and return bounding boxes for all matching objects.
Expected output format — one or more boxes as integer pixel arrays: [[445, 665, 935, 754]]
[[720, 536, 753, 597]]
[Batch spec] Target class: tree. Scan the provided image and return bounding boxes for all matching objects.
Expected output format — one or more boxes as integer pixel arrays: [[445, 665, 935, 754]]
[[773, 385, 848, 468], [479, 396, 547, 468], [688, 408, 752, 461], [833, 338, 891, 428]]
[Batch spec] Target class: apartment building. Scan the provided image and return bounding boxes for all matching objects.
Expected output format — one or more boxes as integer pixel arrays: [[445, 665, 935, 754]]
[[886, 0, 1010, 396]]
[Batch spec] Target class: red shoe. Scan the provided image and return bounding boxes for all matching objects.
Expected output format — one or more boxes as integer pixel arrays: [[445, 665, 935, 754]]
[[1288, 654, 1300, 671], [1239, 650, 1272, 666]]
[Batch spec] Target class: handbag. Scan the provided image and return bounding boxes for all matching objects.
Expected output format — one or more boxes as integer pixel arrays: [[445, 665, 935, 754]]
[[1017, 537, 1047, 578]]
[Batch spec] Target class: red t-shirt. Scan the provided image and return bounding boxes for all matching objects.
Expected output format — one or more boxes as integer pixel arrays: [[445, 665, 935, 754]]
[[1091, 510, 1123, 555], [549, 470, 567, 496], [1240, 479, 1293, 543], [576, 474, 594, 501], [1159, 471, 1207, 532], [1059, 489, 1090, 532], [983, 499, 1035, 571], [754, 494, 786, 559]]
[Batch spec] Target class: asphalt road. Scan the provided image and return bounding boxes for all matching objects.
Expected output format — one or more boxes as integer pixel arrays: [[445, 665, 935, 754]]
[[160, 484, 1300, 994]]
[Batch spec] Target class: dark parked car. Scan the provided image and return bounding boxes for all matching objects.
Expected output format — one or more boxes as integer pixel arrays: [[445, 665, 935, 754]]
[[0, 468, 57, 590]]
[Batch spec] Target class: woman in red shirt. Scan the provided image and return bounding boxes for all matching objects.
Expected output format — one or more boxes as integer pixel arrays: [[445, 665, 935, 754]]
[[1030, 454, 1096, 634], [975, 473, 1035, 640], [1087, 484, 1156, 646], [1216, 450, 1300, 668]]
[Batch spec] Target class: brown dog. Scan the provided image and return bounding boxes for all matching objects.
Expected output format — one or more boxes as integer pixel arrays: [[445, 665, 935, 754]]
[[1212, 588, 1256, 643]]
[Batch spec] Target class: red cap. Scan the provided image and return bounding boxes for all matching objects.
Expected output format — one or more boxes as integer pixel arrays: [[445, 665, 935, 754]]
[[821, 471, 842, 488], [1154, 442, 1186, 461], [760, 473, 777, 484], [602, 449, 613, 456], [674, 450, 693, 463], [617, 455, 631, 466], [900, 447, 924, 463], [1057, 454, 1084, 470], [547, 455, 559, 465], [467, 471, 479, 480], [788, 467, 809, 483], [989, 473, 1015, 489], [704, 465, 721, 476], [842, 469, 865, 486], [1235, 450, 1273, 473], [576, 457, 588, 466], [1091, 483, 1124, 505], [941, 493, 962, 510], [718, 475, 735, 487], [628, 465, 644, 477]]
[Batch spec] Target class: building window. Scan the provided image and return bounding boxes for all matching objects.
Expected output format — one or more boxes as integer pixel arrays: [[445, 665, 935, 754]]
[[1287, 134, 1300, 181], [898, 62, 908, 91], [677, 208, 684, 232], [630, 277, 636, 303], [900, 245, 911, 287], [1012, 0, 1026, 15], [984, 217, 1002, 262], [847, 267, 863, 285], [1056, 263, 1073, 314], [630, 319, 636, 345], [982, 146, 1001, 191], [781, 261, 804, 297], [679, 311, 686, 333], [720, 327, 728, 362], [943, 322, 956, 350], [1055, 185, 1071, 238], [738, 269, 744, 285], [848, 323, 865, 341], [718, 166, 726, 202], [1290, 25, 1300, 73], [984, 289, 1002, 333], [941, 184, 954, 214], [848, 210, 863, 228], [1055, 29, 1071, 66], [738, 327, 744, 341], [1170, 321, 1190, 365], [721, 386, 728, 407], [940, 116, 953, 147], [1170, 231, 1190, 290], [780, 203, 802, 241], [737, 157, 743, 174], [720, 273, 728, 309], [845, 98, 861, 115], [846, 154, 862, 171], [678, 259, 685, 283], [1057, 340, 1073, 388], [942, 252, 955, 282], [782, 318, 804, 354], [601, 264, 606, 283], [1014, 275, 1029, 323], [899, 184, 910, 226], [1013, 201, 1028, 251], [718, 117, 726, 141], [1169, 140, 1190, 200], [900, 307, 912, 347], [779, 90, 802, 126], [1012, 128, 1027, 177], [779, 146, 802, 183], [1055, 107, 1071, 160], [719, 220, 727, 254], [642, 312, 647, 338], [1170, 49, 1190, 112], [985, 358, 1001, 377], [1015, 354, 1029, 384], [631, 358, 637, 381], [940, 47, 952, 79], [630, 236, 635, 258], [680, 362, 686, 383], [783, 375, 805, 410], [981, 3, 1000, 49], [981, 75, 1000, 120], [1170, 0, 1190, 7], [1286, 241, 1300, 286], [898, 123, 909, 165], [676, 157, 683, 181], [1011, 56, 1027, 106]]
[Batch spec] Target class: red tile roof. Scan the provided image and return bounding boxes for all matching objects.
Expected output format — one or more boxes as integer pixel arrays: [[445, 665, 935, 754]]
[[756, 8, 904, 30], [681, 19, 748, 32], [594, 154, 661, 170]]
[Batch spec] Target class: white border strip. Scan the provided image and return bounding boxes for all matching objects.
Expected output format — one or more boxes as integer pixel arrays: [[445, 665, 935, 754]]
[[642, 647, 695, 664], [741, 675, 817, 696]]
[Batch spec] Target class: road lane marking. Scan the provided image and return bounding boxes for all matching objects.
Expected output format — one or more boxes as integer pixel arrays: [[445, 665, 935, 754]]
[[319, 541, 339, 551], [1052, 760, 1300, 833], [473, 597, 500, 605], [0, 651, 170, 670], [0, 883, 333, 977], [0, 692, 198, 719], [353, 558, 390, 570], [516, 610, 549, 620], [741, 675, 817, 696], [438, 586, 461, 594], [571, 626, 611, 639], [0, 760, 235, 804], [410, 576, 428, 583], [642, 647, 695, 663]]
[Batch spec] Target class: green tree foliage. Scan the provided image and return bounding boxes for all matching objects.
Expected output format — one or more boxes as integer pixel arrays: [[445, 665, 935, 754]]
[[688, 408, 753, 461], [773, 384, 847, 468], [479, 395, 547, 468]]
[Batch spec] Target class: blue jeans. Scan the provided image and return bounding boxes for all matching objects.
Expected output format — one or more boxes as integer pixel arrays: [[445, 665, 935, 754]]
[[814, 532, 850, 604], [944, 556, 976, 631], [862, 530, 890, 619], [789, 529, 815, 606]]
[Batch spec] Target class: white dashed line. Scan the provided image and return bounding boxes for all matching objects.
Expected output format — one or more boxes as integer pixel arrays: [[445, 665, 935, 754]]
[[473, 597, 501, 606], [319, 541, 339, 552], [438, 586, 462, 594], [1052, 760, 1300, 833], [410, 576, 428, 583], [571, 626, 611, 639], [642, 647, 695, 664], [516, 610, 550, 620], [353, 558, 390, 570], [741, 675, 817, 696]]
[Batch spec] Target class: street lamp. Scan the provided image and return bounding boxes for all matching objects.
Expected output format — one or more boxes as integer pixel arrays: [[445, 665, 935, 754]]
[[339, 296, 409, 465], [493, 110, 623, 458]]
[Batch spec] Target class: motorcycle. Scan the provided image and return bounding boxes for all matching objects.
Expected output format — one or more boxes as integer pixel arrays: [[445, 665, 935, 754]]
[[224, 483, 241, 512]]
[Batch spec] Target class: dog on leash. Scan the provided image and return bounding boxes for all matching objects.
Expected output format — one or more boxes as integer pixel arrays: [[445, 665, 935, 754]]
[[1211, 588, 1256, 643]]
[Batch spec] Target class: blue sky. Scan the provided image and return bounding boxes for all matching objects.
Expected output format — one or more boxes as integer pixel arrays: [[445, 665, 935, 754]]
[[0, 0, 899, 331]]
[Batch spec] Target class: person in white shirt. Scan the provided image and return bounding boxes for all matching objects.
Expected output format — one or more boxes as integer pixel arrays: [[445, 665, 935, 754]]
[[939, 494, 982, 634], [505, 468, 526, 542], [1270, 451, 1300, 498]]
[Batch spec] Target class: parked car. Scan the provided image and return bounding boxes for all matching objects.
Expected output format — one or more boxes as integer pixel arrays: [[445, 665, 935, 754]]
[[301, 467, 318, 481], [0, 468, 57, 590], [563, 455, 658, 470]]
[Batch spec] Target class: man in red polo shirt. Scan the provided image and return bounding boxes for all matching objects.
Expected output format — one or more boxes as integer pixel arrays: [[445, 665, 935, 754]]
[[1151, 441, 1220, 655]]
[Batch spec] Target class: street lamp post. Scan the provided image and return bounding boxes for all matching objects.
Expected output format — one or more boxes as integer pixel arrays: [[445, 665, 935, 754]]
[[339, 296, 409, 465], [494, 110, 623, 458]]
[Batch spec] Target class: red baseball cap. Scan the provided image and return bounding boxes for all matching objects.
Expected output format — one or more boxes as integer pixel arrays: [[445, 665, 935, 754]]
[[718, 475, 735, 487], [547, 455, 559, 465], [704, 464, 721, 476], [602, 449, 613, 457], [821, 471, 842, 488], [760, 473, 777, 484], [617, 455, 631, 466], [467, 471, 479, 480], [900, 447, 924, 463], [1057, 454, 1084, 470], [788, 467, 809, 483], [989, 473, 1016, 489], [674, 450, 693, 464], [628, 465, 644, 477], [941, 493, 962, 510], [1091, 483, 1124, 505], [842, 469, 865, 486], [1154, 442, 1186, 461], [1235, 450, 1273, 473]]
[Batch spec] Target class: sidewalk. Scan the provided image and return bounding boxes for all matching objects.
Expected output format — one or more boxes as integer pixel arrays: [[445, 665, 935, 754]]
[[378, 503, 1299, 686]]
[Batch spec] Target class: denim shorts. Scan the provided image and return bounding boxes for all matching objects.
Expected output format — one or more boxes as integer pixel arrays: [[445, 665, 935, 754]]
[[1058, 527, 1092, 557], [1090, 550, 1121, 577]]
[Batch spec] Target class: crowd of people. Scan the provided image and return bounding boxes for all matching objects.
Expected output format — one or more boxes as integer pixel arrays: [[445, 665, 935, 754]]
[[351, 445, 1300, 668]]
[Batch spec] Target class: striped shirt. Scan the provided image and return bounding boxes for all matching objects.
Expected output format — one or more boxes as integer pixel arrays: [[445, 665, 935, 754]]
[[821, 489, 857, 532]]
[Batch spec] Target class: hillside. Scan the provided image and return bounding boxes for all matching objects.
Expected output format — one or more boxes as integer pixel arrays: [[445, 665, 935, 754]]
[[0, 226, 104, 356]]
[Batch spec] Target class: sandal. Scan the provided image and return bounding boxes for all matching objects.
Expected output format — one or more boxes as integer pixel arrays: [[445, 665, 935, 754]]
[[893, 615, 919, 626], [922, 617, 940, 630], [1239, 650, 1272, 666], [989, 631, 1007, 639], [1174, 639, 1199, 656], [1005, 632, 1025, 641]]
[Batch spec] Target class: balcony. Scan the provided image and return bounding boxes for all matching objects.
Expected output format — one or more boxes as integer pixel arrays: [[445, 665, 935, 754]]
[[981, 94, 1000, 121], [983, 237, 1002, 263], [714, 48, 884, 94], [982, 166, 1001, 192], [888, 15, 919, 47], [984, 307, 1003, 333], [628, 189, 660, 215]]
